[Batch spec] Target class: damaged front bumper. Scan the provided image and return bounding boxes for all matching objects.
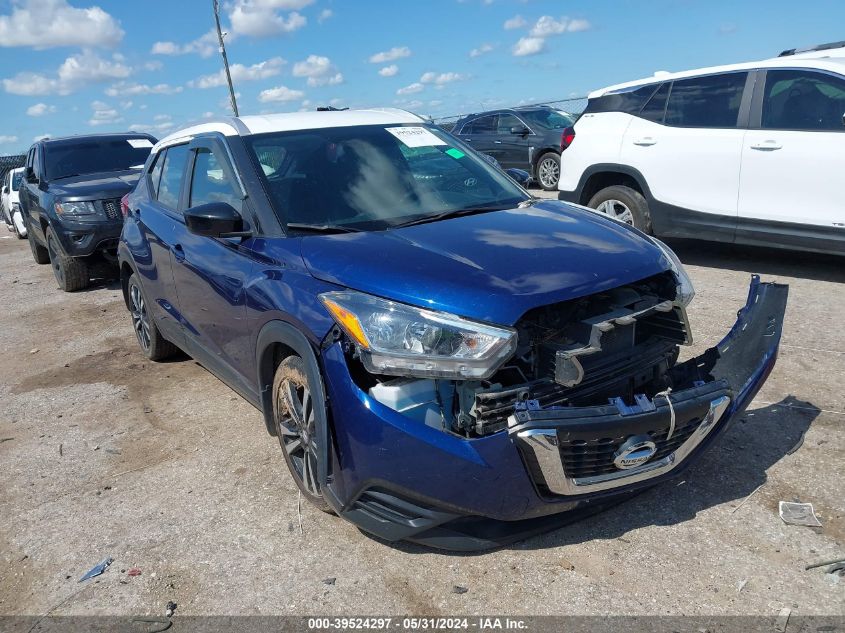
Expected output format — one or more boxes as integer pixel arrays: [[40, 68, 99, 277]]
[[321, 276, 787, 550]]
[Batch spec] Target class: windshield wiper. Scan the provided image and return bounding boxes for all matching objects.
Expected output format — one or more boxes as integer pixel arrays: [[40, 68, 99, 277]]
[[286, 222, 362, 234], [391, 204, 514, 229]]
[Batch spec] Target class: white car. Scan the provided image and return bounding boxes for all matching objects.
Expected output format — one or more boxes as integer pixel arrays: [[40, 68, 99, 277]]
[[2, 167, 26, 239], [558, 41, 845, 255]]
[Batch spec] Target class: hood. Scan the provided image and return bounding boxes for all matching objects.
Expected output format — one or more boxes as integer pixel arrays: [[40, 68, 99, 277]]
[[300, 200, 672, 325], [49, 170, 141, 201]]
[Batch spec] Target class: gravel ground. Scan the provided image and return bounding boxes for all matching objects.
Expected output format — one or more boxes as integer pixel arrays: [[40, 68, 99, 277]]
[[0, 198, 842, 618]]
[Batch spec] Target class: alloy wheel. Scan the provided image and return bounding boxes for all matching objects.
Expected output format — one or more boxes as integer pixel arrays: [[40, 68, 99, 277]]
[[129, 283, 151, 352], [595, 199, 635, 225], [46, 235, 65, 286], [538, 157, 560, 189], [278, 376, 321, 498]]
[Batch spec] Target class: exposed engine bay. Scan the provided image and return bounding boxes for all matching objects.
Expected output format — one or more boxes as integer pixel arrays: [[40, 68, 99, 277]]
[[346, 271, 698, 437]]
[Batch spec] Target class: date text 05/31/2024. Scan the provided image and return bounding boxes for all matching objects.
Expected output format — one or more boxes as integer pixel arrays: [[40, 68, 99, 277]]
[[307, 617, 529, 630]]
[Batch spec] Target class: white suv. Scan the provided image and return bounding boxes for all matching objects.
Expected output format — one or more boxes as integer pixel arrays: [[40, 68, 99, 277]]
[[1, 167, 26, 239], [558, 41, 845, 255]]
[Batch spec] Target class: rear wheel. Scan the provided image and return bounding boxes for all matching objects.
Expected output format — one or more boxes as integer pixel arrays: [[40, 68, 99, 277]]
[[588, 185, 653, 234], [273, 355, 332, 513], [536, 152, 561, 191], [127, 273, 178, 361], [46, 228, 88, 292], [28, 228, 50, 264]]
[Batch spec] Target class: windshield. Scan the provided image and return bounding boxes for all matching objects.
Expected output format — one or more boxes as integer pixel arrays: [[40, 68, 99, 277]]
[[245, 124, 529, 232], [11, 171, 23, 190], [519, 109, 575, 129], [44, 137, 154, 181]]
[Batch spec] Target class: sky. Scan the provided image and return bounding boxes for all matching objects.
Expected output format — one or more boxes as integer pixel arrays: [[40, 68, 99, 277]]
[[1, 0, 844, 154]]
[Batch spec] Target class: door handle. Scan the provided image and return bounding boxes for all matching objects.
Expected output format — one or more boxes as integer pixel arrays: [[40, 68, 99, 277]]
[[632, 137, 657, 146], [493, 140, 503, 144], [172, 244, 185, 262], [750, 140, 783, 151]]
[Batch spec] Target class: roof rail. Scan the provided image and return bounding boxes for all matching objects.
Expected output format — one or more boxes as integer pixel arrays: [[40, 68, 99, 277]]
[[778, 40, 845, 57]]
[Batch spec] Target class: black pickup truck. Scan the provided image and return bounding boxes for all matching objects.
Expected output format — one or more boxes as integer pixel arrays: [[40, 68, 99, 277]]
[[20, 133, 156, 291]]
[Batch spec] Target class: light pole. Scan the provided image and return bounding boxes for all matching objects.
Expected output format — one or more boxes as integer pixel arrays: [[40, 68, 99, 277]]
[[213, 0, 239, 117]]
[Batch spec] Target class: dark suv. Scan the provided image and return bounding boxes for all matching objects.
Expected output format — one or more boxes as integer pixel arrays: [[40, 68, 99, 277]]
[[119, 110, 786, 550], [20, 133, 156, 291], [450, 106, 575, 191]]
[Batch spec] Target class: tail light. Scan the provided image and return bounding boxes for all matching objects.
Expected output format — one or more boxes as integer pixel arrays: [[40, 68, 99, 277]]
[[561, 126, 576, 151], [120, 194, 130, 218]]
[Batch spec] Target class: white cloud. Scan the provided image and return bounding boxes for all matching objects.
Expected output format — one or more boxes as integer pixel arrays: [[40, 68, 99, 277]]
[[420, 71, 466, 85], [292, 55, 343, 87], [128, 119, 177, 136], [26, 102, 56, 116], [190, 57, 285, 89], [0, 0, 123, 49], [396, 82, 423, 95], [88, 100, 123, 127], [33, 134, 50, 142], [0, 135, 18, 144], [105, 82, 183, 97], [317, 8, 333, 23], [368, 46, 411, 64], [512, 36, 546, 57], [529, 15, 591, 37], [469, 43, 494, 58], [258, 85, 305, 103], [503, 15, 527, 30], [378, 64, 398, 77], [228, 0, 308, 38], [2, 50, 131, 95], [151, 30, 218, 58]]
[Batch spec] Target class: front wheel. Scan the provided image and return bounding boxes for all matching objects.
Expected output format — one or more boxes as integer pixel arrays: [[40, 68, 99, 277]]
[[28, 228, 50, 264], [127, 273, 178, 361], [588, 185, 653, 234], [536, 152, 561, 191], [273, 355, 332, 513], [46, 227, 89, 292]]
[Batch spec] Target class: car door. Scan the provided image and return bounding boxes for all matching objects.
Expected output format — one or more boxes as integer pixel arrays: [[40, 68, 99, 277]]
[[21, 147, 42, 238], [739, 68, 845, 240], [132, 143, 190, 349], [619, 72, 752, 240], [459, 114, 500, 161], [168, 136, 257, 398], [1, 172, 9, 222], [494, 113, 532, 169]]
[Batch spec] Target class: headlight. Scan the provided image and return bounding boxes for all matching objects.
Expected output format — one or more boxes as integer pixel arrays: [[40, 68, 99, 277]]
[[651, 238, 695, 306], [320, 291, 517, 380], [54, 200, 101, 220]]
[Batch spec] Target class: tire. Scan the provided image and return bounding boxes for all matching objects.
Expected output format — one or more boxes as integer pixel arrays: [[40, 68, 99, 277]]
[[127, 273, 178, 361], [46, 227, 89, 292], [588, 185, 653, 234], [272, 355, 332, 513], [536, 152, 561, 191], [13, 220, 25, 240], [28, 228, 50, 264]]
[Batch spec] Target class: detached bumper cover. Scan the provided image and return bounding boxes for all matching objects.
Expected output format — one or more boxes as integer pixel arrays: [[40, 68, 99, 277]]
[[323, 276, 787, 550]]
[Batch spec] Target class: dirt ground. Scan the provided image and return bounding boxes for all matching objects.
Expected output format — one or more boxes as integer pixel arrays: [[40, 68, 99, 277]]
[[0, 201, 843, 619]]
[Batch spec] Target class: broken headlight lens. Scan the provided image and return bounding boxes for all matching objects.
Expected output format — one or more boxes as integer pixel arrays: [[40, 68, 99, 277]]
[[320, 290, 517, 380], [651, 237, 695, 306]]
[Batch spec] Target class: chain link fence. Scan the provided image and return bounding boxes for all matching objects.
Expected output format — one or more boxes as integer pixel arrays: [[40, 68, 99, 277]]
[[0, 155, 26, 185], [433, 96, 588, 131]]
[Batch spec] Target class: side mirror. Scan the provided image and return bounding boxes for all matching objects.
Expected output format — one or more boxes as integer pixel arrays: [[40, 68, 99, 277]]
[[505, 168, 531, 188], [510, 126, 530, 137], [184, 202, 248, 238]]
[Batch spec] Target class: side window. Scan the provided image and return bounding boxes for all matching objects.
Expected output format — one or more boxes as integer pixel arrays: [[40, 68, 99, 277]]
[[762, 69, 845, 131], [156, 144, 189, 210], [189, 147, 242, 213], [639, 82, 670, 123], [148, 150, 165, 197], [32, 147, 42, 179], [465, 115, 497, 134], [664, 72, 747, 128], [496, 113, 524, 134]]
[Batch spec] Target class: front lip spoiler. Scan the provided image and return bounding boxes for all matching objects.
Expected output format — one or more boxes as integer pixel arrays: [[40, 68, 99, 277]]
[[509, 275, 788, 497]]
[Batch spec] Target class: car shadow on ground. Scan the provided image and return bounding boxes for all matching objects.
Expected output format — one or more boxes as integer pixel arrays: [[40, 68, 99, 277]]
[[376, 396, 819, 555], [665, 238, 845, 284]]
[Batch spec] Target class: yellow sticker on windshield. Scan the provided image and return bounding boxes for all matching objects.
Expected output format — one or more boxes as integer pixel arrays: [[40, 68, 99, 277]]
[[445, 148, 465, 159]]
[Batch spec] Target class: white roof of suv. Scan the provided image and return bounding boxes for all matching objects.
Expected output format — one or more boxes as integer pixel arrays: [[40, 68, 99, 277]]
[[590, 45, 845, 98], [152, 108, 424, 151]]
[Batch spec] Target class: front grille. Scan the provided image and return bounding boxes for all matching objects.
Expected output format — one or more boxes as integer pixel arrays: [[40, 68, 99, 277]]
[[101, 198, 121, 220], [558, 415, 702, 479]]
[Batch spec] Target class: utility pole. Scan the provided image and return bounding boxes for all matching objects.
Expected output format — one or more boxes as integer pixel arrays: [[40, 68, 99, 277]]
[[213, 0, 239, 117]]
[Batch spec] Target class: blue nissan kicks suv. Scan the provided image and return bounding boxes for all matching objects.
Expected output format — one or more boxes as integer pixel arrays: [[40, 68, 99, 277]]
[[118, 109, 787, 550]]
